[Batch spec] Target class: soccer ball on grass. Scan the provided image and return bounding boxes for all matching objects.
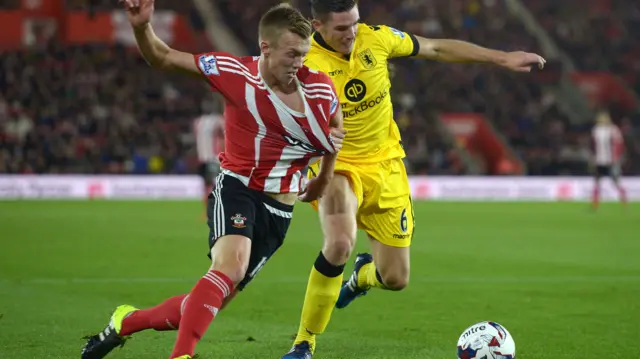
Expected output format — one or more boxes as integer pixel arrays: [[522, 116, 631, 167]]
[[456, 321, 516, 359]]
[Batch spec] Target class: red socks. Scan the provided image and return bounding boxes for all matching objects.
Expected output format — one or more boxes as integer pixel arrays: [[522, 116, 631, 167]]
[[170, 270, 234, 358], [120, 294, 188, 336], [618, 186, 628, 205], [593, 185, 628, 208], [115, 269, 234, 358]]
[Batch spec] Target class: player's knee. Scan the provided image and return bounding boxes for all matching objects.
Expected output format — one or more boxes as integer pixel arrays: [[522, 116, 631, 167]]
[[320, 210, 357, 264], [322, 233, 354, 264], [380, 271, 410, 291], [210, 257, 248, 285], [209, 235, 251, 284]]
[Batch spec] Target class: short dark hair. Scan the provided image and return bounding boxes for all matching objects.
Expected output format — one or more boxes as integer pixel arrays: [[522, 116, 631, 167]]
[[259, 3, 312, 44], [310, 0, 357, 21]]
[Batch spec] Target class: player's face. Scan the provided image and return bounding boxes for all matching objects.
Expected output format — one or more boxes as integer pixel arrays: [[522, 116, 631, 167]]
[[265, 30, 311, 84], [314, 6, 360, 55]]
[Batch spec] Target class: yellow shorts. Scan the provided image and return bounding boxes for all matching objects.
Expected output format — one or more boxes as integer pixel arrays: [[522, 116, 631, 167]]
[[308, 157, 414, 247]]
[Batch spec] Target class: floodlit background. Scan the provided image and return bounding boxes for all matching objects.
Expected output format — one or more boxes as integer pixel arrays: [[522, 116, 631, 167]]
[[0, 1, 638, 358]]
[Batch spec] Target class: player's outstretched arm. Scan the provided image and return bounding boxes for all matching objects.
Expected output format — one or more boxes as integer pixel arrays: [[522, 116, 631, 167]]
[[120, 0, 201, 77], [415, 36, 546, 72]]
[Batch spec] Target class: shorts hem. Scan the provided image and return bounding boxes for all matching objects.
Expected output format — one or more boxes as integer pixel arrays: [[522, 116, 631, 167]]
[[367, 236, 412, 248]]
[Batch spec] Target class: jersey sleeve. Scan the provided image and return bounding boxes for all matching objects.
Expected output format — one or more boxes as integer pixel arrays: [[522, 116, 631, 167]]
[[193, 52, 236, 94], [329, 85, 339, 118], [320, 72, 340, 119], [375, 25, 420, 59]]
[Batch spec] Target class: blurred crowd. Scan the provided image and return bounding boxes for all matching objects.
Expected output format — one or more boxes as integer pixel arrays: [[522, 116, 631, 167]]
[[524, 0, 640, 96], [522, 0, 640, 174], [0, 1, 221, 174], [0, 0, 638, 175], [0, 41, 221, 174]]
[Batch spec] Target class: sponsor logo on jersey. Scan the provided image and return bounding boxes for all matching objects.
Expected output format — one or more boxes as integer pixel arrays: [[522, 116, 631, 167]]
[[341, 79, 389, 119], [283, 135, 323, 154], [344, 79, 367, 102]]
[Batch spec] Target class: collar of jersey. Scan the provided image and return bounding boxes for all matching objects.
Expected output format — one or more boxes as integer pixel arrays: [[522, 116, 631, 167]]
[[312, 32, 351, 61], [256, 60, 306, 118]]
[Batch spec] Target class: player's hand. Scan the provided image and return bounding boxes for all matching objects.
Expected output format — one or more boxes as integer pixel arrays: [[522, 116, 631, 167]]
[[298, 175, 331, 203], [329, 128, 347, 151], [119, 0, 155, 29], [502, 51, 546, 72]]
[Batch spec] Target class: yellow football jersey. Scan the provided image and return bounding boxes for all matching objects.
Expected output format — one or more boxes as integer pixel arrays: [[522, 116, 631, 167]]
[[304, 23, 419, 163]]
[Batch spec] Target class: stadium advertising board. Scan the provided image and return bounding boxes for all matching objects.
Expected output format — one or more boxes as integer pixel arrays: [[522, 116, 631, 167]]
[[0, 176, 203, 199], [0, 175, 638, 201], [409, 176, 640, 201]]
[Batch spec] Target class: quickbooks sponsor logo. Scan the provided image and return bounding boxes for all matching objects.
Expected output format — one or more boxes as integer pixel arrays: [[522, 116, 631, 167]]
[[341, 88, 388, 118]]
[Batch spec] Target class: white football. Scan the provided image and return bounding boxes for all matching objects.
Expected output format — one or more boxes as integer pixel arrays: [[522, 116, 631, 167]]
[[457, 321, 516, 359]]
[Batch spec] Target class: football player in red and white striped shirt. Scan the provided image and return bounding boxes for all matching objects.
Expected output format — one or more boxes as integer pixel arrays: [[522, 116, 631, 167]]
[[193, 113, 224, 214], [81, 3, 346, 359], [591, 111, 627, 209]]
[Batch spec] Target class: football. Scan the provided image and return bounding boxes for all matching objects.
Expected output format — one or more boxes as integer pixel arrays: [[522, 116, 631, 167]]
[[456, 321, 516, 359]]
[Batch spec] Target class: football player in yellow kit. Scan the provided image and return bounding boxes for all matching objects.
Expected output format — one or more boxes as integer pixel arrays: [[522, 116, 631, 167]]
[[283, 1, 545, 358]]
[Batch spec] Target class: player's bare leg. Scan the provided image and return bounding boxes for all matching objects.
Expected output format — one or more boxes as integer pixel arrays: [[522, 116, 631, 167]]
[[335, 236, 410, 311], [336, 176, 414, 308], [367, 238, 410, 290], [319, 175, 359, 264], [284, 174, 358, 358]]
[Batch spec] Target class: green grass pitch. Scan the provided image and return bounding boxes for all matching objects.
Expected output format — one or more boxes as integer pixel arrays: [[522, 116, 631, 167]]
[[0, 201, 638, 359]]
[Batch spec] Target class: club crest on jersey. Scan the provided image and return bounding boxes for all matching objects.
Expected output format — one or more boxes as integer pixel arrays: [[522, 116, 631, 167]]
[[231, 213, 247, 228], [198, 55, 219, 76], [357, 49, 377, 69]]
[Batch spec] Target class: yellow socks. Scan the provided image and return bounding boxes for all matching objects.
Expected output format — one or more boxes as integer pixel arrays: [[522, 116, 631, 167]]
[[356, 262, 386, 289], [293, 252, 345, 352]]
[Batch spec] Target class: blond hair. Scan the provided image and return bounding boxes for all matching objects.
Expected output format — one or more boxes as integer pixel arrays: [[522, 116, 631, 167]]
[[259, 3, 312, 45]]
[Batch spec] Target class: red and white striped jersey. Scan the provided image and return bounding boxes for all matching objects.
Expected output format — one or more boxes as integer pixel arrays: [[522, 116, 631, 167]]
[[193, 114, 225, 163], [194, 52, 339, 193], [592, 123, 624, 165]]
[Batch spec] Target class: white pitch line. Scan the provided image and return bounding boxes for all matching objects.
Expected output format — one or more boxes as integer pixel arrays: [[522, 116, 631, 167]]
[[1, 275, 639, 285]]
